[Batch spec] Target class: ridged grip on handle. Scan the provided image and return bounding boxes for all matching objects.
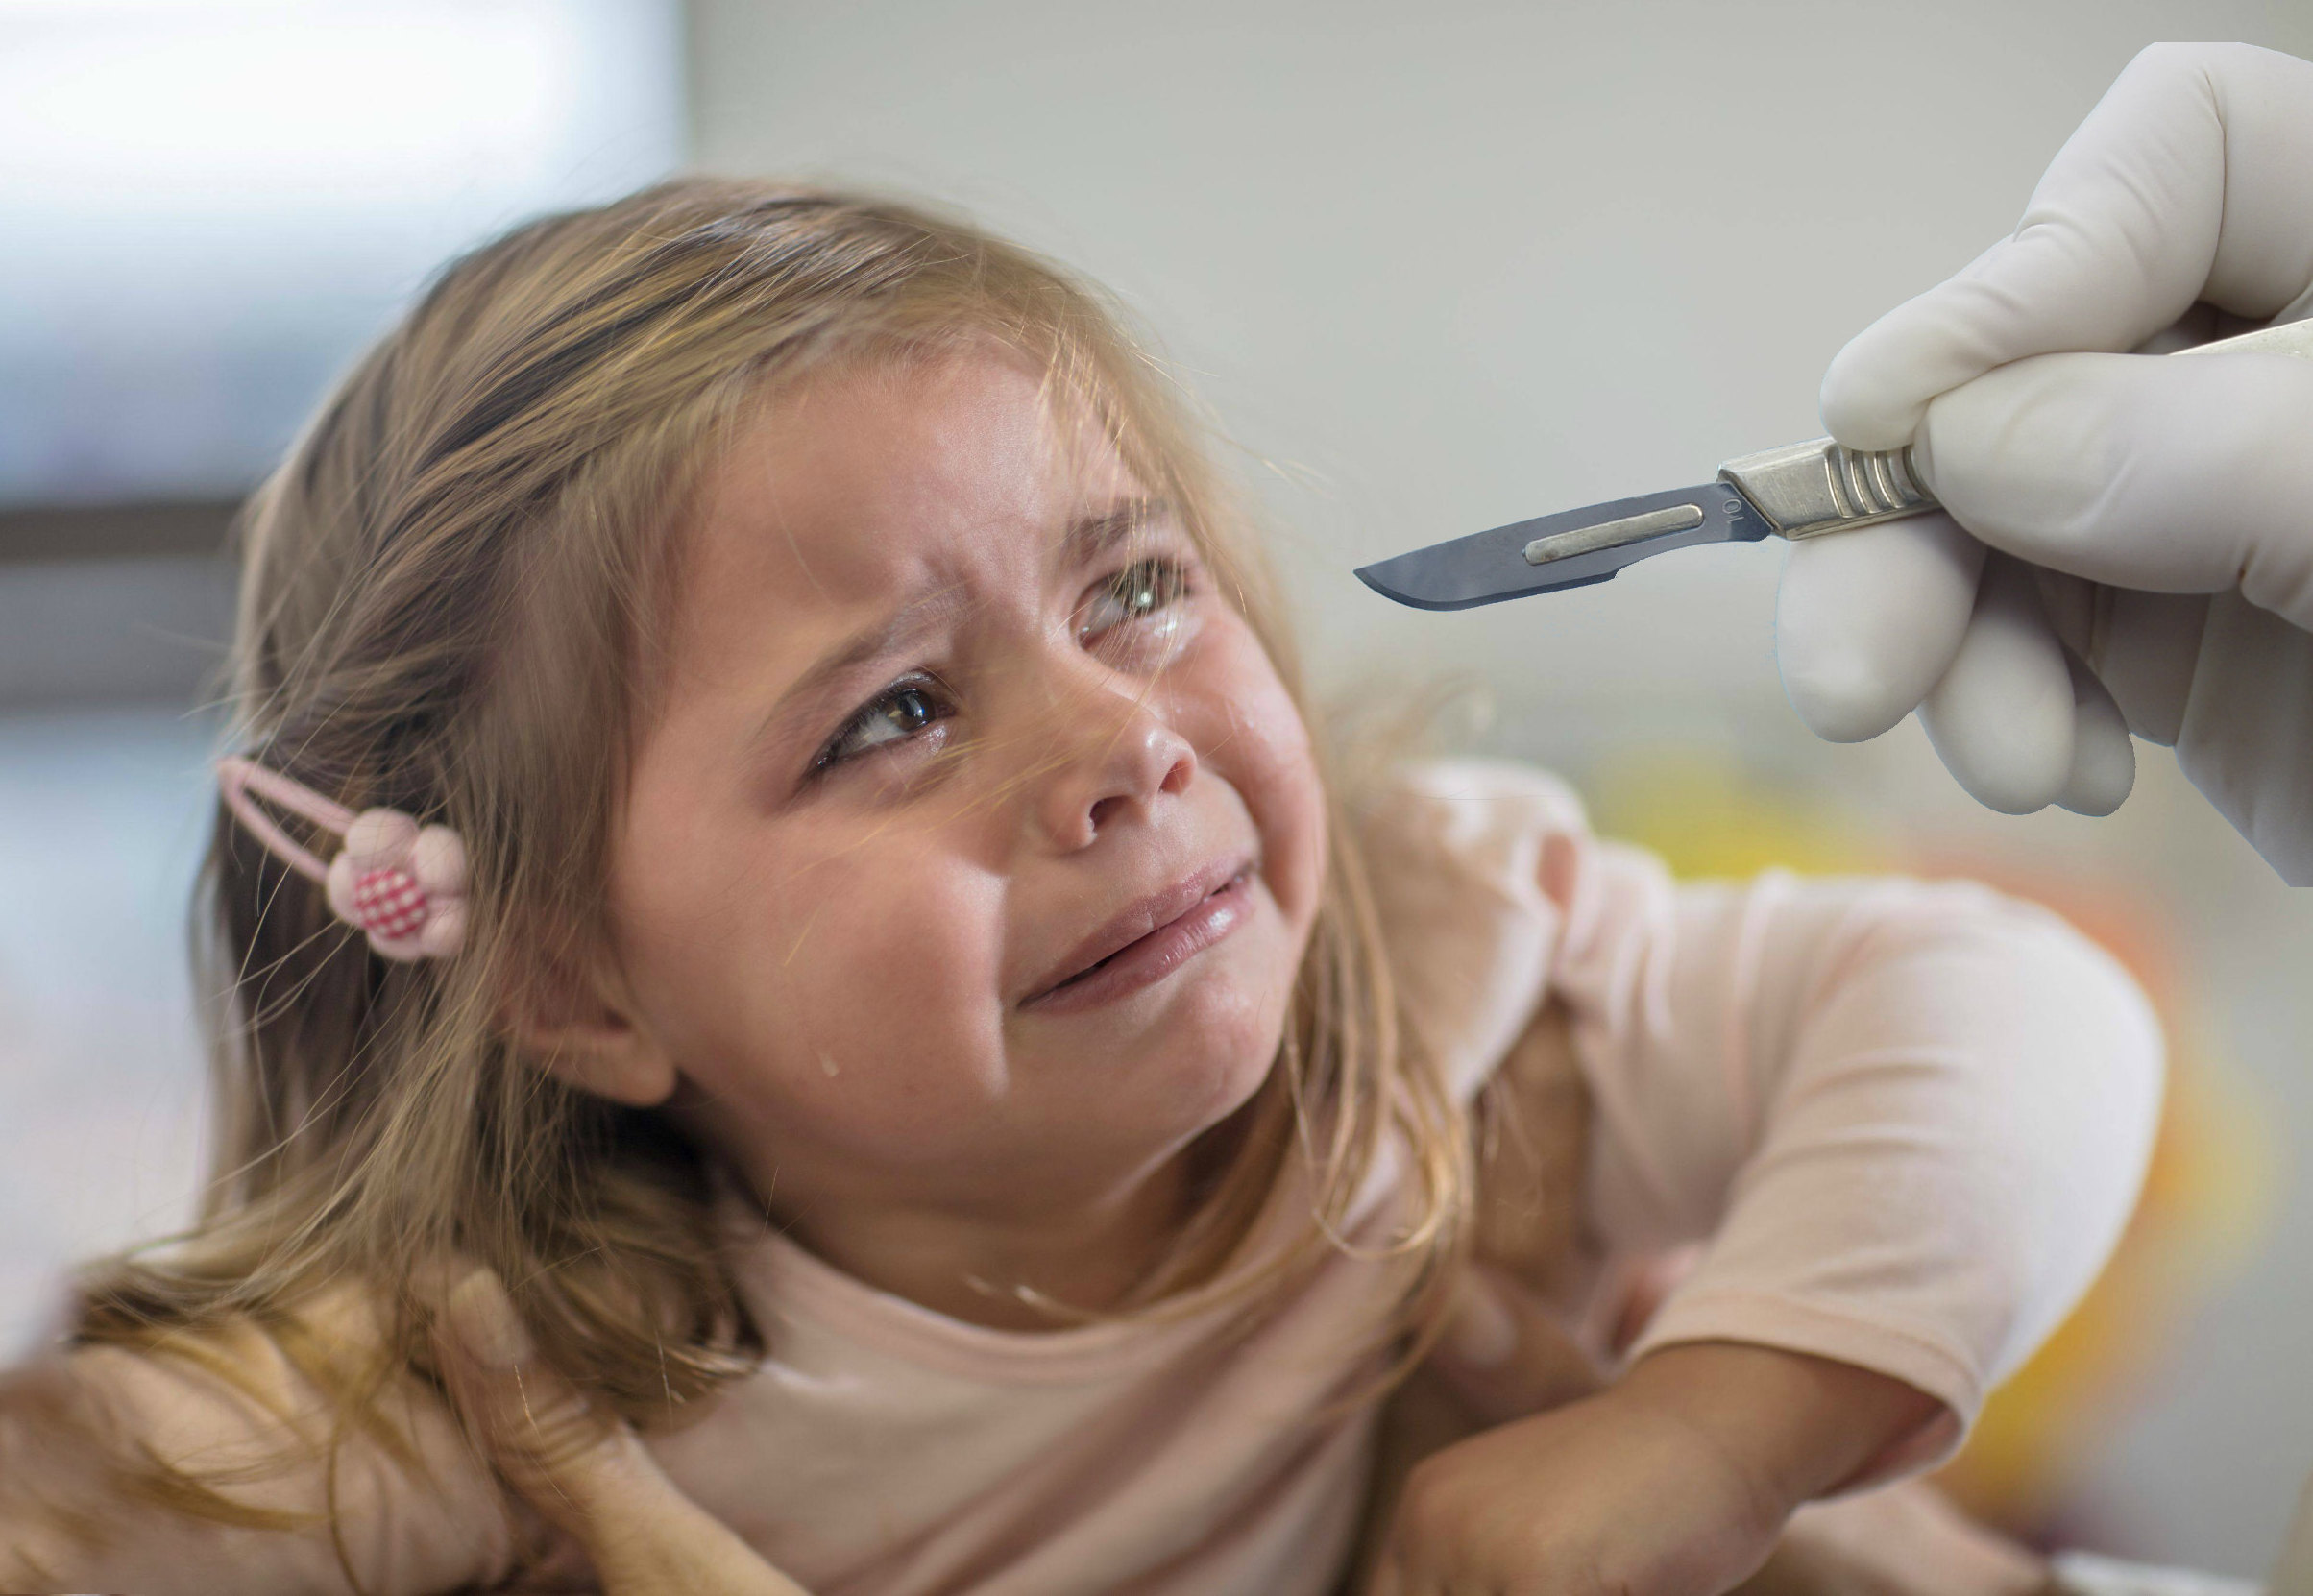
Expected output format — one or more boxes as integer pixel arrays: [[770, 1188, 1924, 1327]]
[[1716, 439, 1932, 540], [1717, 314, 2313, 541]]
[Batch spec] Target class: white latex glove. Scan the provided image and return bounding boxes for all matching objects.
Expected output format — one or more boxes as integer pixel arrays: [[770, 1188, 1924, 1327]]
[[1776, 41, 2313, 882]]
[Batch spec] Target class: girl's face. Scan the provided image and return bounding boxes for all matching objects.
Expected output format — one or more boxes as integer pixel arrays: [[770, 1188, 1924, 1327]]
[[603, 350, 1326, 1239]]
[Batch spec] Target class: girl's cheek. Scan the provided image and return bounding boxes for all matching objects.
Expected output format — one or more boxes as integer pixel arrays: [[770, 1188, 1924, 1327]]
[[1182, 624, 1326, 930], [738, 848, 1012, 1109], [613, 809, 997, 1110]]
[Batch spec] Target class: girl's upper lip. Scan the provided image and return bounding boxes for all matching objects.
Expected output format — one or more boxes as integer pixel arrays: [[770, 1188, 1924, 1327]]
[[1023, 855, 1254, 1004]]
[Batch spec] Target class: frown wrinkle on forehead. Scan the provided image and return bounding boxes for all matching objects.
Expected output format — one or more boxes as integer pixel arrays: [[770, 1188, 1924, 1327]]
[[744, 494, 1175, 776], [668, 363, 1037, 663]]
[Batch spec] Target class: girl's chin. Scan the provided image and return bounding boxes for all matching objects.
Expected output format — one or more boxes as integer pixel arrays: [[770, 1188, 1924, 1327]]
[[1162, 931, 1299, 1108], [1122, 1000, 1287, 1132]]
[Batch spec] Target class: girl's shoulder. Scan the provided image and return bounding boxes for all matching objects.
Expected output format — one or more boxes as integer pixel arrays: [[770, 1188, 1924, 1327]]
[[1356, 759, 1609, 1105], [1359, 758, 1593, 859], [1356, 756, 1621, 939]]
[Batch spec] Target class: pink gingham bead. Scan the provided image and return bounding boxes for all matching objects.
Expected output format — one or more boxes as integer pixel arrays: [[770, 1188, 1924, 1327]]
[[324, 809, 469, 961], [349, 867, 429, 940]]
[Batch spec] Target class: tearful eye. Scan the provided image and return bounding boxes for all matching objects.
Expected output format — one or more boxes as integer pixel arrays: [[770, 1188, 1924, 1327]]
[[816, 677, 953, 770], [1079, 557, 1192, 645]]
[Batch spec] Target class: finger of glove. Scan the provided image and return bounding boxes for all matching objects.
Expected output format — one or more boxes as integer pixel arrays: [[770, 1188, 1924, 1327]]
[[1776, 513, 1984, 742], [1427, 1264, 1603, 1425], [1915, 346, 2313, 631], [2056, 652, 2134, 818], [1918, 556, 2077, 814], [1822, 42, 2313, 451]]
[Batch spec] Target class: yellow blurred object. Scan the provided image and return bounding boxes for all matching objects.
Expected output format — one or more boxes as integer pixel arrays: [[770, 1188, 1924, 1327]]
[[1585, 747, 2275, 1534], [1581, 749, 1887, 882]]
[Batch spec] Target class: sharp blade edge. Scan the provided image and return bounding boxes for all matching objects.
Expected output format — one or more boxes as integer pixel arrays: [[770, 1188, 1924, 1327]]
[[1354, 483, 1770, 612]]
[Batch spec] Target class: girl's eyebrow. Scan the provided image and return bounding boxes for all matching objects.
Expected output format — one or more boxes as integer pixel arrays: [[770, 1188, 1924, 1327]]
[[1060, 496, 1171, 566], [753, 496, 1176, 765], [754, 585, 968, 760]]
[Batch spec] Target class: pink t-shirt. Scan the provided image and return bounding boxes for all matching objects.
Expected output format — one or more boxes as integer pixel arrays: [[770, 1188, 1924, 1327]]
[[9, 762, 2165, 1595]]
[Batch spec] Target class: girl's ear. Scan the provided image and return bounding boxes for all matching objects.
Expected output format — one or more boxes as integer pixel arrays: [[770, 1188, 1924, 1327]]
[[504, 956, 679, 1108]]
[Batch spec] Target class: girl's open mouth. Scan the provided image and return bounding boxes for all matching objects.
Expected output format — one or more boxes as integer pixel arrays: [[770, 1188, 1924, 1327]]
[[1022, 860, 1255, 1014]]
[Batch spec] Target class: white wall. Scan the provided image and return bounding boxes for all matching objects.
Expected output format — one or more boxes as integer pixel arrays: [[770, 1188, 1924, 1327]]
[[687, 0, 2313, 1572], [0, 0, 685, 505], [0, 711, 211, 1354]]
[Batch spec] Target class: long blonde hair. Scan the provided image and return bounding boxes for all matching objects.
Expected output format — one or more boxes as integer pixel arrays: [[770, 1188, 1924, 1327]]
[[74, 180, 1472, 1503]]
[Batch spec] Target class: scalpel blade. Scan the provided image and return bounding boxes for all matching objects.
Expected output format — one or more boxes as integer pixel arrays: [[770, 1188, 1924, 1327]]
[[1353, 483, 1772, 612]]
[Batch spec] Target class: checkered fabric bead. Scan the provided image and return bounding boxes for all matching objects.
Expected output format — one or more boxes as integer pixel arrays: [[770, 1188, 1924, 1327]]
[[349, 866, 430, 941]]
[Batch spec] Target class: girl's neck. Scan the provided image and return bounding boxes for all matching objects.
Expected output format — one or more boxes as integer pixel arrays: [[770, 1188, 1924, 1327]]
[[774, 1154, 1194, 1331]]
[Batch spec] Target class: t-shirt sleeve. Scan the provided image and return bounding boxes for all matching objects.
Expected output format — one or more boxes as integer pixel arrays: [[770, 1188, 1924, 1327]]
[[1546, 830, 2163, 1473], [0, 1311, 519, 1595]]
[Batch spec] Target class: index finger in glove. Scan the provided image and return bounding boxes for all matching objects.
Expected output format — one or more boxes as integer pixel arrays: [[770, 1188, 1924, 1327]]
[[1919, 344, 2313, 631], [1823, 41, 2313, 452], [430, 1268, 811, 1596]]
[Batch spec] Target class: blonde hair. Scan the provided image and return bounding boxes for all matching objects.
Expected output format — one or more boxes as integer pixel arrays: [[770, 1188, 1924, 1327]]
[[72, 180, 1473, 1523]]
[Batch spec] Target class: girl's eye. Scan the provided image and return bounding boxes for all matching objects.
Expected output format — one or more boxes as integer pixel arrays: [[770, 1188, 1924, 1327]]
[[1078, 557, 1192, 645], [815, 676, 954, 771]]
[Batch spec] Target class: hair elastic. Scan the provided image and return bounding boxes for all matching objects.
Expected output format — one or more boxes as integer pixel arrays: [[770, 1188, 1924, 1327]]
[[216, 756, 469, 962]]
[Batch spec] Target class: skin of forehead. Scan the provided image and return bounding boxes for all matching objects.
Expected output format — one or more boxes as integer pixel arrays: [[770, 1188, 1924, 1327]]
[[670, 351, 1160, 727]]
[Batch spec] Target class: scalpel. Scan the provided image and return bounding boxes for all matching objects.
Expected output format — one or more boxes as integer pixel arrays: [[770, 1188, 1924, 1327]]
[[1354, 316, 2313, 611]]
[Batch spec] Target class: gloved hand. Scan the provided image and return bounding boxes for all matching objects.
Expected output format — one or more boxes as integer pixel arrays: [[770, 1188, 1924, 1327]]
[[1774, 41, 2313, 882]]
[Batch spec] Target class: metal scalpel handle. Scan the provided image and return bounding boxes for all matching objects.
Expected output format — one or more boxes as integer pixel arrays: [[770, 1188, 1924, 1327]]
[[1717, 315, 2313, 542], [1716, 437, 1932, 541]]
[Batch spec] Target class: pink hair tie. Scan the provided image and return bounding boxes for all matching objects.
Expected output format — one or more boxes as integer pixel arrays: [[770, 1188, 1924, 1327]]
[[216, 756, 469, 962]]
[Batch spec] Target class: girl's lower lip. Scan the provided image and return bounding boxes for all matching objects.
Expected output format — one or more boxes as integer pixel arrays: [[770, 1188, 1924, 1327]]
[[1026, 871, 1254, 1016]]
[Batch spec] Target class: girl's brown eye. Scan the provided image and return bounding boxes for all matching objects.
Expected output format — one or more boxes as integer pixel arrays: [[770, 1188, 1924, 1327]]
[[1080, 557, 1191, 643], [816, 677, 952, 770]]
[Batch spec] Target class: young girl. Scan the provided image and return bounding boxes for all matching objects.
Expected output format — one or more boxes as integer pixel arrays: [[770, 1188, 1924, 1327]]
[[0, 181, 2159, 1596]]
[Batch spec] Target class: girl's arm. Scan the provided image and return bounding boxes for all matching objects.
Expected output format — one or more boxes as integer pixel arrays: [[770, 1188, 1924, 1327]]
[[0, 1307, 517, 1595], [1398, 1263, 2050, 1596], [1564, 858, 2162, 1474], [1370, 763, 2161, 1592]]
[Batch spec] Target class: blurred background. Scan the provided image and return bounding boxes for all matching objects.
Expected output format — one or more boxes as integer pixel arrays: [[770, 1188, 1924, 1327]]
[[5, 0, 2311, 1575]]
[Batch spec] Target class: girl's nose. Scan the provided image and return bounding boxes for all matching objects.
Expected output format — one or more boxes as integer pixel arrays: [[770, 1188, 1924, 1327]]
[[1034, 688, 1198, 852]]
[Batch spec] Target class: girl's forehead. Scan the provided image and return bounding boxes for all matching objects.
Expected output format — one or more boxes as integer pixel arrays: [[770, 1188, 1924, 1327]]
[[699, 353, 1140, 583], [670, 351, 1151, 658]]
